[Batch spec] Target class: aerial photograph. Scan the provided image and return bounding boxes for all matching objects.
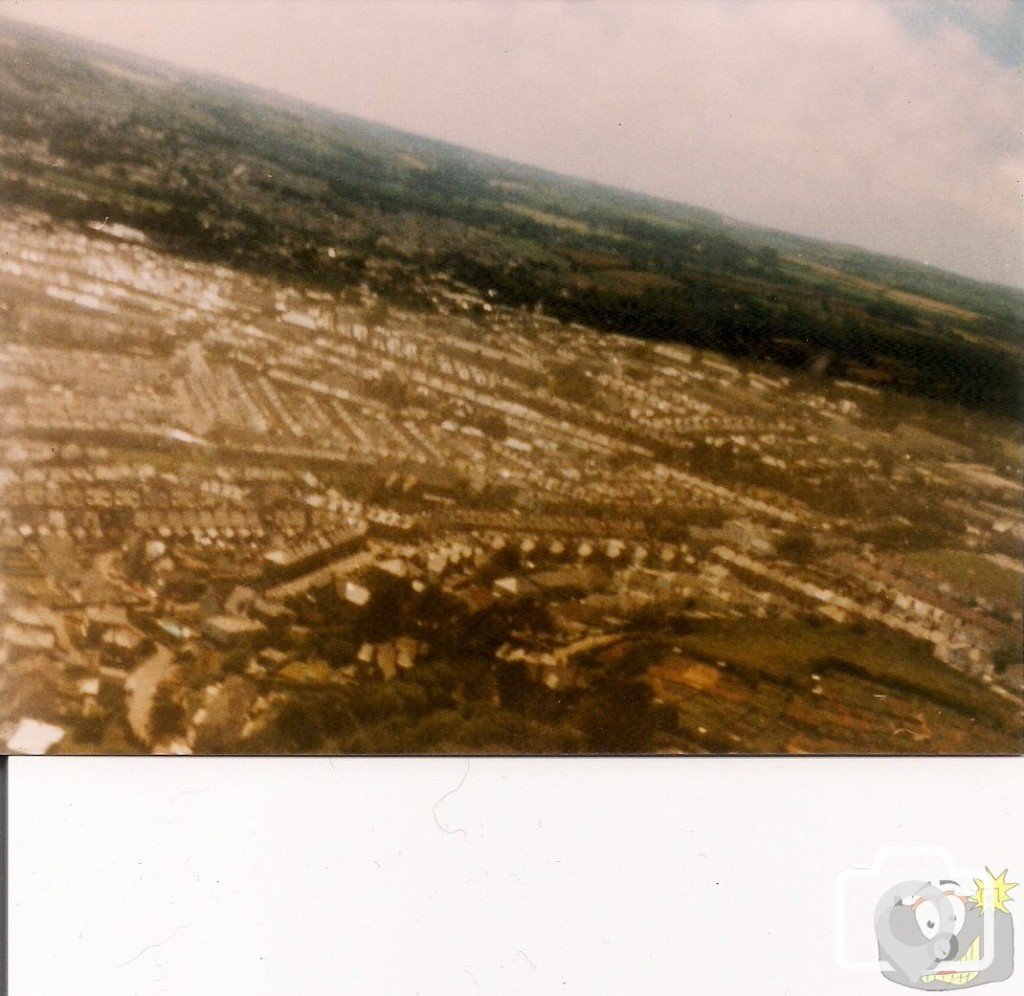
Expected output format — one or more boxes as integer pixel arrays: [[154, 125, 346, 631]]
[[0, 1, 1020, 755]]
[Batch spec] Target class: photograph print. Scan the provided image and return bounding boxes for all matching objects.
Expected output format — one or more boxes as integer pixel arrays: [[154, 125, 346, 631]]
[[0, 1, 1021, 756]]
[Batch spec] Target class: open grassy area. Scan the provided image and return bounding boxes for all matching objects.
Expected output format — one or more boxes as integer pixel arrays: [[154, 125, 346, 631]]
[[673, 617, 1019, 731], [785, 258, 980, 322], [677, 617, 931, 682], [502, 201, 595, 234], [886, 288, 979, 322], [905, 549, 1022, 606], [594, 268, 682, 295]]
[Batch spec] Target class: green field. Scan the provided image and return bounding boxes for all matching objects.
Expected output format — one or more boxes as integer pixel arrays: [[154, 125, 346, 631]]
[[905, 549, 1022, 606], [503, 201, 596, 234], [674, 617, 1017, 730]]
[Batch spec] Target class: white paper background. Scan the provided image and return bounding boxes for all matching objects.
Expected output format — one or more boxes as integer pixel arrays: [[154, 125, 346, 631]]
[[9, 756, 1024, 994]]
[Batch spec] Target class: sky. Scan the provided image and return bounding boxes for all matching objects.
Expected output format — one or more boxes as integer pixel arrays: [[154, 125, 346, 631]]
[[2, 0, 1021, 287]]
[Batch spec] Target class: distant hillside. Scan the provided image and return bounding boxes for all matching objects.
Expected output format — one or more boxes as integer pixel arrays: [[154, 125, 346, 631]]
[[0, 18, 1020, 417]]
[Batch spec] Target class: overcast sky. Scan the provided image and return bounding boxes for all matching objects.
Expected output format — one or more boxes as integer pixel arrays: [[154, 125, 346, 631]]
[[3, 0, 1021, 287]]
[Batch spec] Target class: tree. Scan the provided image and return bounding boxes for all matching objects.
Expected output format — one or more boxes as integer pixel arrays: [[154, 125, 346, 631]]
[[476, 411, 509, 440], [992, 643, 1022, 676], [148, 681, 187, 744], [269, 698, 324, 753], [372, 370, 409, 411], [777, 531, 816, 563], [365, 298, 390, 332], [549, 360, 597, 405], [577, 677, 657, 753]]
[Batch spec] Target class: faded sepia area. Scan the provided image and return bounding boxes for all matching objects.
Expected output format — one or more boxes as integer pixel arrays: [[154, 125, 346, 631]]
[[0, 5, 1021, 755]]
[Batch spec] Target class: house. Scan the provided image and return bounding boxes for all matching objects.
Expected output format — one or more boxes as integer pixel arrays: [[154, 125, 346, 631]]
[[250, 598, 296, 631], [100, 621, 149, 661], [6, 717, 65, 755], [224, 585, 257, 616], [395, 637, 420, 670], [83, 603, 130, 643], [2, 621, 56, 659], [376, 642, 397, 681], [257, 647, 292, 670], [201, 615, 268, 650], [341, 580, 371, 608], [375, 557, 410, 579]]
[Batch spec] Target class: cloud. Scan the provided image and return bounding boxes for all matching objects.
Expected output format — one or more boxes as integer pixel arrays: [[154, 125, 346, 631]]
[[4, 0, 1022, 284], [959, 0, 1015, 27]]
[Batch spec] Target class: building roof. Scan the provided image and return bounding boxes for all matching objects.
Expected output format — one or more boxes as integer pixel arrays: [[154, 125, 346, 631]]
[[2, 622, 56, 652], [203, 615, 267, 636], [7, 718, 65, 755]]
